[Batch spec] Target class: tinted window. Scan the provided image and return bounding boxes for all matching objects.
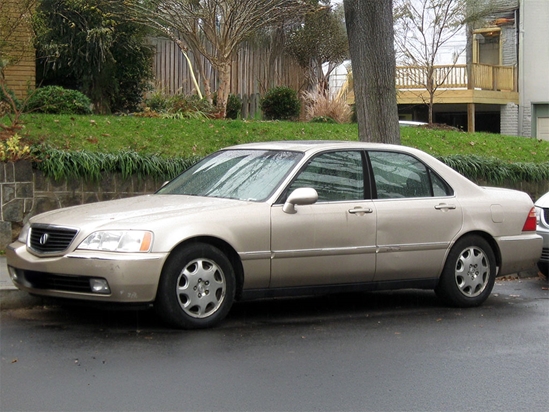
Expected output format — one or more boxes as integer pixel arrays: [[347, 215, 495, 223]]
[[287, 151, 364, 202], [369, 151, 451, 199], [158, 150, 303, 201]]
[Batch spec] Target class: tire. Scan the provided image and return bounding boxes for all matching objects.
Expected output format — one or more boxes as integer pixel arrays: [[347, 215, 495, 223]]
[[155, 243, 235, 329], [538, 261, 548, 278], [435, 235, 496, 308]]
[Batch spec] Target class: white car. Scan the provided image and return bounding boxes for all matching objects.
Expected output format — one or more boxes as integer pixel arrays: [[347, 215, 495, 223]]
[[6, 141, 543, 328], [534, 192, 549, 277]]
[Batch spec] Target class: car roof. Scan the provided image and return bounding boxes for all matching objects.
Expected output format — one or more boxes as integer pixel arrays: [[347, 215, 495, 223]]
[[223, 140, 408, 154]]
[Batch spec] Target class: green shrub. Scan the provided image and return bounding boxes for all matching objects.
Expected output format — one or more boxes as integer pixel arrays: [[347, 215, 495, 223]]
[[25, 86, 92, 114], [34, 145, 201, 181], [144, 91, 171, 112], [260, 86, 301, 120], [144, 92, 215, 118], [226, 94, 242, 119]]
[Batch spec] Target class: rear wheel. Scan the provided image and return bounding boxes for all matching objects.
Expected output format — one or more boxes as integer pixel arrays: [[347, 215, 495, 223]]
[[436, 235, 496, 307], [155, 243, 235, 329]]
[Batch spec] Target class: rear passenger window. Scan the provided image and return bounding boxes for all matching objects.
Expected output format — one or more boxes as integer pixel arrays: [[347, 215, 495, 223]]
[[369, 151, 451, 199]]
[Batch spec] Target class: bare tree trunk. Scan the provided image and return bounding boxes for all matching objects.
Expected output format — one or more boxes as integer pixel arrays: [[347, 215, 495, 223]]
[[344, 0, 400, 144], [216, 61, 231, 118]]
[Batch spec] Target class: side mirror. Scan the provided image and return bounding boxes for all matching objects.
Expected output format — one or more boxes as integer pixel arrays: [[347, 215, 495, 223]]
[[282, 188, 318, 214]]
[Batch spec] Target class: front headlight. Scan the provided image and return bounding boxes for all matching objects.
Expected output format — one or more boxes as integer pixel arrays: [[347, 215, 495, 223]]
[[78, 231, 153, 252], [534, 206, 542, 226], [18, 223, 30, 244]]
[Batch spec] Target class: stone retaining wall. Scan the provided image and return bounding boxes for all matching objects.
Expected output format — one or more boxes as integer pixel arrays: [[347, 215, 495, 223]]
[[1, 160, 548, 250], [1, 161, 162, 249]]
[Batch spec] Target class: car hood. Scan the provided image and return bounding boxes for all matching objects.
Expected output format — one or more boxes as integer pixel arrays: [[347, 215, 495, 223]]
[[535, 192, 549, 208], [30, 195, 249, 230]]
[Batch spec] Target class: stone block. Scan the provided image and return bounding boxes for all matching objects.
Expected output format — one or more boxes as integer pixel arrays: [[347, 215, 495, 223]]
[[0, 164, 5, 183], [67, 177, 82, 192], [58, 193, 82, 208], [4, 162, 14, 182], [16, 182, 33, 199], [24, 198, 33, 214], [33, 170, 48, 191], [13, 161, 32, 182], [117, 176, 133, 194], [0, 220, 12, 249], [2, 184, 15, 204], [32, 196, 60, 216], [100, 173, 115, 193], [50, 177, 67, 191], [3, 199, 24, 222], [83, 193, 99, 204]]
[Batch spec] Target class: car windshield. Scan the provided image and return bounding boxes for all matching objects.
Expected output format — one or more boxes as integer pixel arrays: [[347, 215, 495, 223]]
[[157, 149, 303, 201]]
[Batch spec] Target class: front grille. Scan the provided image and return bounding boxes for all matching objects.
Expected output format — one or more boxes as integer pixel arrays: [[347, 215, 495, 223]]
[[29, 225, 78, 254], [541, 247, 549, 261], [22, 270, 93, 293]]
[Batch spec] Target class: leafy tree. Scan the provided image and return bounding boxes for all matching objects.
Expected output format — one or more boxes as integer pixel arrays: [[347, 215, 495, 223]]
[[34, 0, 154, 114], [343, 0, 400, 144], [129, 0, 315, 118], [285, 1, 349, 93]]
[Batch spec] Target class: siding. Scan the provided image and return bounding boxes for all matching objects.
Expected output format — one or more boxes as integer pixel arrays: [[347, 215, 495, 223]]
[[1, 0, 35, 100]]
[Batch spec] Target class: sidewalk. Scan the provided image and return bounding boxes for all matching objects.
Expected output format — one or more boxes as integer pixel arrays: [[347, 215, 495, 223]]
[[0, 256, 46, 310]]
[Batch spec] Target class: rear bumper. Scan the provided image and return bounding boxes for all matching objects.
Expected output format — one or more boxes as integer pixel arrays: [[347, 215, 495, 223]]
[[495, 233, 543, 276]]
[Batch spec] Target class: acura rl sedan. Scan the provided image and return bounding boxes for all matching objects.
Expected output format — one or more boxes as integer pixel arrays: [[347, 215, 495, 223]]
[[7, 141, 543, 328]]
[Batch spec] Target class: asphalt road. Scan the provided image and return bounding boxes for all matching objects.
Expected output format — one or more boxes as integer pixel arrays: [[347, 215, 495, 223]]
[[1, 277, 548, 412]]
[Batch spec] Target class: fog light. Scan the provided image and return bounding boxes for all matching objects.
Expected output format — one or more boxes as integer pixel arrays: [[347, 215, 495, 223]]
[[89, 278, 110, 294], [8, 266, 18, 281]]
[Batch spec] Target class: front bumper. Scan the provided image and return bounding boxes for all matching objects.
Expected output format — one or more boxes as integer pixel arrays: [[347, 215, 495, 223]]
[[537, 226, 549, 264], [6, 241, 168, 303]]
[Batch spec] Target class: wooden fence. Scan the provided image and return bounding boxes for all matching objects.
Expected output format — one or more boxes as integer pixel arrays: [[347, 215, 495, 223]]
[[150, 37, 307, 118]]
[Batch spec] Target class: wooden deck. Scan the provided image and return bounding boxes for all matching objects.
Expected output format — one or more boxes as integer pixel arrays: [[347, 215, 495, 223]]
[[395, 63, 518, 105]]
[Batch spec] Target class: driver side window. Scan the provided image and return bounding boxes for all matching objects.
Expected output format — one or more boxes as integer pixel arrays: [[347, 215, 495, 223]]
[[288, 151, 364, 202]]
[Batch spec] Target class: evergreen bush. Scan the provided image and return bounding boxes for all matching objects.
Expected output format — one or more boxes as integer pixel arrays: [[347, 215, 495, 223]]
[[25, 86, 92, 114], [260, 86, 301, 120], [226, 94, 242, 119]]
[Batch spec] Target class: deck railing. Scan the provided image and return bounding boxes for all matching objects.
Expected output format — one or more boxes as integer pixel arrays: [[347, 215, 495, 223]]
[[395, 64, 516, 92]]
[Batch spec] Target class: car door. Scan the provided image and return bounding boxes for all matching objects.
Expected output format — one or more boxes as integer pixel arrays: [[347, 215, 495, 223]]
[[270, 150, 377, 288], [368, 150, 463, 281]]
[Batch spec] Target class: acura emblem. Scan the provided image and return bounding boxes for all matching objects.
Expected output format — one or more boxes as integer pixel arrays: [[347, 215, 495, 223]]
[[39, 233, 49, 245]]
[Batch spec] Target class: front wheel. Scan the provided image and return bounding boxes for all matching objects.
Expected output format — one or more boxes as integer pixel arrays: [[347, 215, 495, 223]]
[[435, 235, 496, 308], [155, 243, 235, 329]]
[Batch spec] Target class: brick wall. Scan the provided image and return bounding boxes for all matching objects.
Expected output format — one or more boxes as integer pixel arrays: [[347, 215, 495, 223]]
[[501, 102, 519, 135]]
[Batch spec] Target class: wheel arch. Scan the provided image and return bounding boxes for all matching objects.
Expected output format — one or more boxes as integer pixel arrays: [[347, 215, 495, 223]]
[[163, 236, 245, 300], [452, 230, 502, 270]]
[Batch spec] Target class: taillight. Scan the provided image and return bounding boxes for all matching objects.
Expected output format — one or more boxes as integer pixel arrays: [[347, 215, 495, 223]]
[[522, 207, 537, 231]]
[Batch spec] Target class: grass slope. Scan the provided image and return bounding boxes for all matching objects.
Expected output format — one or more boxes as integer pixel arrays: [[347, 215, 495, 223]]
[[13, 114, 549, 163]]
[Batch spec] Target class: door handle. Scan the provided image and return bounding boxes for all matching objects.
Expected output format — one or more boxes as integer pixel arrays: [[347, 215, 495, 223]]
[[435, 203, 457, 210], [348, 207, 373, 214]]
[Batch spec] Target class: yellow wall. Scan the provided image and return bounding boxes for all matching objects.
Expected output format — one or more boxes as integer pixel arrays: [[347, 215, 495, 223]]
[[1, 0, 36, 100]]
